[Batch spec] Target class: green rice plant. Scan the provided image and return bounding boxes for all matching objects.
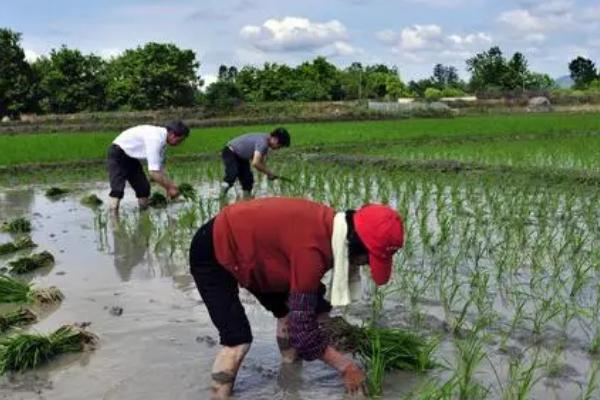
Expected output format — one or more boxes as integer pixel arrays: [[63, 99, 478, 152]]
[[45, 187, 69, 198], [80, 194, 103, 207], [323, 317, 437, 374], [0, 275, 63, 304], [0, 324, 98, 374], [0, 309, 37, 333], [0, 218, 32, 234], [178, 183, 197, 201], [578, 361, 600, 400], [148, 191, 167, 208], [454, 334, 489, 399], [0, 236, 36, 256], [8, 251, 55, 274], [365, 329, 385, 397], [502, 350, 540, 400]]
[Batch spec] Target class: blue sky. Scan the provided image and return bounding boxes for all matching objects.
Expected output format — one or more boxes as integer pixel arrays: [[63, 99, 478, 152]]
[[2, 0, 599, 85]]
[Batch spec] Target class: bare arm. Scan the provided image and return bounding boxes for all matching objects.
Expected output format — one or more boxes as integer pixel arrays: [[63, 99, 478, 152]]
[[149, 170, 179, 198], [251, 151, 276, 179]]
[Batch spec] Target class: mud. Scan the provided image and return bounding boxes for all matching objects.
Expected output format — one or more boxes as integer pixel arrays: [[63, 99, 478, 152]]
[[0, 186, 421, 400], [0, 183, 594, 399]]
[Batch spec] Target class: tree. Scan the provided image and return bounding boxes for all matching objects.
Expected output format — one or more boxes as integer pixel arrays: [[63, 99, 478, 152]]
[[432, 64, 460, 88], [105, 42, 201, 110], [466, 46, 509, 92], [568, 57, 597, 89], [218, 65, 238, 83], [205, 81, 244, 111], [0, 28, 37, 117], [504, 52, 528, 91], [33, 46, 107, 113]]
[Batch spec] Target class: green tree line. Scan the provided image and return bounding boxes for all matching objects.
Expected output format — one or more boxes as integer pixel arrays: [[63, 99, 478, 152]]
[[2, 27, 599, 117]]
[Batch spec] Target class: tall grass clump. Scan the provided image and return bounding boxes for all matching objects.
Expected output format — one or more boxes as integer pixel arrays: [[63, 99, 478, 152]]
[[324, 316, 436, 396], [80, 194, 103, 207], [0, 324, 97, 374], [178, 183, 197, 201], [8, 251, 55, 274], [0, 309, 37, 333], [0, 236, 36, 256], [45, 187, 70, 198], [148, 192, 167, 208], [0, 275, 63, 304]]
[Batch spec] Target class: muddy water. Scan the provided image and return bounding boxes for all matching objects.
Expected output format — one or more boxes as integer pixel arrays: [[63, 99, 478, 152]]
[[0, 186, 422, 400]]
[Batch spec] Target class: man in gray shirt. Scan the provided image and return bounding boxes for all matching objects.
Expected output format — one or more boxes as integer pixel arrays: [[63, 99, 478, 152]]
[[221, 127, 291, 198]]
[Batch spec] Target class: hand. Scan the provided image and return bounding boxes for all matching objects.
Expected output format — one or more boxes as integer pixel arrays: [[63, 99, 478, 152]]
[[341, 362, 366, 395], [167, 186, 180, 199], [267, 173, 278, 181]]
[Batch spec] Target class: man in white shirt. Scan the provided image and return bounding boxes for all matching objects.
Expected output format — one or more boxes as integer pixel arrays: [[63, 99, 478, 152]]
[[107, 120, 189, 212]]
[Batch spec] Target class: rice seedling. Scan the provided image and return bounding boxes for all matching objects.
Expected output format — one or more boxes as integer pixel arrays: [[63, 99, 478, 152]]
[[0, 236, 36, 256], [8, 251, 55, 274], [0, 217, 32, 234], [578, 361, 599, 400], [0, 308, 37, 333], [501, 350, 540, 400], [45, 187, 69, 198], [80, 194, 103, 207], [178, 183, 197, 201], [0, 324, 98, 374], [323, 317, 437, 374], [0, 275, 63, 304], [148, 191, 167, 208]]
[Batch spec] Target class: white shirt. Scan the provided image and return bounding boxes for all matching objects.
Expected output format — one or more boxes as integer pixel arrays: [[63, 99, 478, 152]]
[[113, 125, 167, 171]]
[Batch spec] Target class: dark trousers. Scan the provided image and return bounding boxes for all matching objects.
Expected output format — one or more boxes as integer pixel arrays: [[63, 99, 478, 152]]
[[107, 144, 151, 199], [221, 147, 254, 192], [189, 219, 331, 346]]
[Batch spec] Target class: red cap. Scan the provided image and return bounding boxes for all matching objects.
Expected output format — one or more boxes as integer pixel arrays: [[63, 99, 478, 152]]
[[354, 204, 404, 285]]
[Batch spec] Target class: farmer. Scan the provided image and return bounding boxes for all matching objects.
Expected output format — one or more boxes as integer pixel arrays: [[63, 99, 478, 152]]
[[189, 197, 404, 398], [220, 128, 290, 198], [107, 121, 189, 212]]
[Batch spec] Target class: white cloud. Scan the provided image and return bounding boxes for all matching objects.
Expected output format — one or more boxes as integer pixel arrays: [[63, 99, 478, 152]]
[[378, 24, 491, 52], [400, 25, 443, 50], [330, 41, 359, 56], [240, 17, 348, 52], [498, 9, 545, 32]]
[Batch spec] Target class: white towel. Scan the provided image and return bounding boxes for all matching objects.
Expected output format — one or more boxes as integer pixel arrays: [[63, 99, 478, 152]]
[[329, 212, 362, 307]]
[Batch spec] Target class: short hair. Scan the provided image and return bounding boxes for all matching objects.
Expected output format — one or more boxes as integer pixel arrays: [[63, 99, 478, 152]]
[[166, 120, 190, 138], [270, 127, 290, 147]]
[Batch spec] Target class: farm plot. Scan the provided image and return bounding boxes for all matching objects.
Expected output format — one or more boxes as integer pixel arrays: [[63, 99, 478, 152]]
[[1, 157, 598, 399]]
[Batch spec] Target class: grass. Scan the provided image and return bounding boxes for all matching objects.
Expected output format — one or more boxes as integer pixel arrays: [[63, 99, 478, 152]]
[[1, 113, 599, 167], [0, 217, 32, 234], [8, 251, 55, 274], [148, 191, 168, 208], [45, 187, 70, 198], [0, 309, 37, 333], [178, 183, 197, 201], [0, 236, 36, 256], [80, 194, 103, 207], [360, 134, 600, 172], [0, 275, 63, 304], [0, 324, 97, 374]]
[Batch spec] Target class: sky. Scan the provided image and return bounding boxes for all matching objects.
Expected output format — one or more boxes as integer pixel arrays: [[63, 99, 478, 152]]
[[1, 0, 599, 86]]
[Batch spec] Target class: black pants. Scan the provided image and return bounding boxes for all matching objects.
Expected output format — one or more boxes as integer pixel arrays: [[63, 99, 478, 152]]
[[221, 147, 254, 192], [107, 144, 151, 199], [189, 219, 331, 346]]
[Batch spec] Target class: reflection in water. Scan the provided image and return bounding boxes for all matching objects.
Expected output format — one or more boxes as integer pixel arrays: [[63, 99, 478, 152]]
[[0, 189, 35, 220], [110, 213, 151, 282]]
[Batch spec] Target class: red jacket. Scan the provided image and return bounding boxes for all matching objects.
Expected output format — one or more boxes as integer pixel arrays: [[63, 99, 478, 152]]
[[213, 197, 335, 294]]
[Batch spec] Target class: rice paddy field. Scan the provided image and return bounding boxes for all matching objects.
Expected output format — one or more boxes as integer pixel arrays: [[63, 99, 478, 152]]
[[1, 112, 600, 399]]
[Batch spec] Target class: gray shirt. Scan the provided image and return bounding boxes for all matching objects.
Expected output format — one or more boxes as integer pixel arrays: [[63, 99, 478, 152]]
[[228, 133, 269, 160]]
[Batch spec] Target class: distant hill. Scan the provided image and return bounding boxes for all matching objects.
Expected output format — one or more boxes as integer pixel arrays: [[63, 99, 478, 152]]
[[556, 75, 573, 88]]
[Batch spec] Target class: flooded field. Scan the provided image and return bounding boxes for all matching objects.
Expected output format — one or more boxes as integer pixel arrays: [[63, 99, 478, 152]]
[[1, 160, 599, 399]]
